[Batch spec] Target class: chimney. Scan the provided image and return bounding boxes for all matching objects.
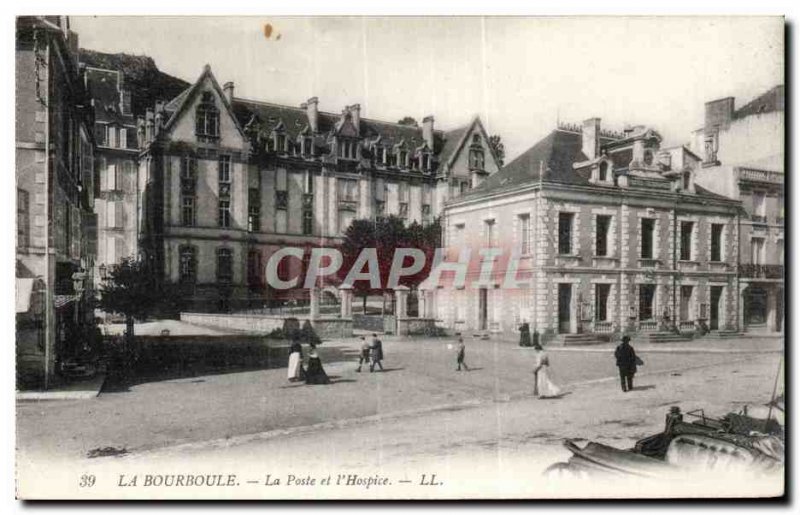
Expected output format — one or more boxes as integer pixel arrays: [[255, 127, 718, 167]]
[[704, 97, 735, 131], [223, 81, 235, 104], [582, 117, 600, 159], [422, 115, 435, 149], [306, 97, 319, 133], [349, 104, 361, 133]]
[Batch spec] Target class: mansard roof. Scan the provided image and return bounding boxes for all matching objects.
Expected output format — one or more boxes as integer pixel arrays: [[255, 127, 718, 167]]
[[158, 65, 498, 175]]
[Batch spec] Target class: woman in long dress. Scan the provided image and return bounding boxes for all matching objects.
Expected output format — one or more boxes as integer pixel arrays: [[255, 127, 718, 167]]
[[287, 339, 305, 382], [533, 343, 562, 398], [305, 342, 331, 385]]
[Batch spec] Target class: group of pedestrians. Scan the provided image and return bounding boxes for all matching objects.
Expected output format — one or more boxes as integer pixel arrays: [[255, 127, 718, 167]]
[[287, 326, 642, 395], [287, 339, 331, 385]]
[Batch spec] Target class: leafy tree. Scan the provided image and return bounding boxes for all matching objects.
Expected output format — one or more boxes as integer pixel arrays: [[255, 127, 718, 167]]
[[489, 134, 505, 166], [98, 257, 162, 345], [397, 116, 419, 127], [338, 216, 441, 313]]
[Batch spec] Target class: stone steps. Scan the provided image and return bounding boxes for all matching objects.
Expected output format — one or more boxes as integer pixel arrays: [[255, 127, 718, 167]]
[[646, 332, 694, 344], [552, 333, 608, 346]]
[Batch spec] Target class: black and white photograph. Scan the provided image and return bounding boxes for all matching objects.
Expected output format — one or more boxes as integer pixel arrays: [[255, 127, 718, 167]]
[[11, 12, 786, 500]]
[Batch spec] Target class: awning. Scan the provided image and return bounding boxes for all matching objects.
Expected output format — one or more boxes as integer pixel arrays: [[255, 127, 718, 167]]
[[16, 278, 34, 314], [54, 295, 79, 309]]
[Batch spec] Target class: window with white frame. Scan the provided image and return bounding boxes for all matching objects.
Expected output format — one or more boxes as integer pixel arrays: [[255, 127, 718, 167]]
[[484, 219, 495, 247]]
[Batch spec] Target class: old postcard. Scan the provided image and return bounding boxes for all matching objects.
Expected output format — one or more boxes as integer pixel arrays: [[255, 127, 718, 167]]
[[14, 15, 785, 500]]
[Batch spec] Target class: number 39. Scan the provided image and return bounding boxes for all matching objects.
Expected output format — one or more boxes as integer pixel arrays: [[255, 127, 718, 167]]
[[79, 474, 96, 488]]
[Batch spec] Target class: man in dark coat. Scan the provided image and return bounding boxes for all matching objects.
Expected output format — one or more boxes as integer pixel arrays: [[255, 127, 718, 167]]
[[614, 335, 639, 392], [369, 333, 384, 372]]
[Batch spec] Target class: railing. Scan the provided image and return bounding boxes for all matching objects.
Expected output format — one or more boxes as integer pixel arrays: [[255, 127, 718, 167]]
[[750, 214, 768, 224], [638, 320, 658, 332], [739, 264, 784, 279], [678, 320, 695, 332], [738, 167, 783, 185], [593, 321, 614, 333]]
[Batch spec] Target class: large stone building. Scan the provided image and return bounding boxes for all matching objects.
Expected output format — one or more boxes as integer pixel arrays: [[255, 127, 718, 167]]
[[690, 86, 785, 334], [136, 65, 501, 311], [430, 119, 742, 343], [15, 16, 97, 387]]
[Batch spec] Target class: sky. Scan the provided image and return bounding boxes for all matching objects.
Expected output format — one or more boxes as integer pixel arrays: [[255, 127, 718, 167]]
[[70, 16, 783, 162]]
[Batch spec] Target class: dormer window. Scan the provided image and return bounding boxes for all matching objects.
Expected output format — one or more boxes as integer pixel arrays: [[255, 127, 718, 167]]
[[338, 138, 358, 160], [398, 150, 408, 168], [274, 132, 286, 154], [469, 133, 485, 171], [644, 150, 654, 166], [683, 172, 691, 191], [195, 91, 220, 139], [303, 136, 313, 156], [421, 153, 431, 171], [599, 161, 608, 182], [704, 131, 719, 164]]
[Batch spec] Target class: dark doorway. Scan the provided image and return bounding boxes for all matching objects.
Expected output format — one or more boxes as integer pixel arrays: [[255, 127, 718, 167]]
[[745, 286, 768, 327], [479, 288, 488, 331], [710, 286, 723, 330], [639, 284, 656, 321], [558, 284, 572, 334]]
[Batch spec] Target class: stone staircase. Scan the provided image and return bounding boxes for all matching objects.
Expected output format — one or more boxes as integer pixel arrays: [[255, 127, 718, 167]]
[[645, 331, 694, 344], [550, 333, 608, 346]]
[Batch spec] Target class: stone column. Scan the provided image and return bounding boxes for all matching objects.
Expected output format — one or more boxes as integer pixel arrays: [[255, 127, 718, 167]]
[[309, 287, 320, 320], [569, 284, 579, 334], [420, 289, 432, 318], [339, 284, 353, 319], [738, 283, 748, 333], [395, 286, 410, 319]]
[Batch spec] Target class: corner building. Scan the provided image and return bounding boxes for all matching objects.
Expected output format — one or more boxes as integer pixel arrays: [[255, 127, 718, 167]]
[[433, 119, 741, 343]]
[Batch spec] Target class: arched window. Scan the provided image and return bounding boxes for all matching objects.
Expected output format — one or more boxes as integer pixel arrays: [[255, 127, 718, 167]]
[[179, 246, 197, 283], [195, 92, 220, 138]]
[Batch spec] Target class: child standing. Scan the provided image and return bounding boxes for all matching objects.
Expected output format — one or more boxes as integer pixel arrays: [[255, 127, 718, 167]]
[[456, 337, 470, 371]]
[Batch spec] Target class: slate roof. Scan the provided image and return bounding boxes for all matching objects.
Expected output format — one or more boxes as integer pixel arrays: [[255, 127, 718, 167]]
[[735, 85, 784, 119], [457, 128, 738, 204], [84, 67, 131, 124]]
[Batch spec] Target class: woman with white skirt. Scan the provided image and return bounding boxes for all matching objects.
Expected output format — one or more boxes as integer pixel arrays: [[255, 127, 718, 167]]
[[533, 343, 562, 398], [287, 339, 305, 382]]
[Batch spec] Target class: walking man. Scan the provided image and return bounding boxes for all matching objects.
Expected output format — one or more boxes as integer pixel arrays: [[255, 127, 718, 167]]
[[356, 336, 370, 372], [614, 335, 640, 392], [456, 337, 470, 371], [369, 333, 384, 372]]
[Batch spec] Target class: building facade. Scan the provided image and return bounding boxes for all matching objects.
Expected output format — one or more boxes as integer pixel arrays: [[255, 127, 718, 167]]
[[84, 66, 140, 285], [137, 65, 501, 311], [431, 119, 742, 343], [16, 16, 97, 387], [690, 86, 784, 334]]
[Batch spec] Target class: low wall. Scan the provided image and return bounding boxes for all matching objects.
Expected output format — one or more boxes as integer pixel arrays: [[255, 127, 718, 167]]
[[396, 317, 438, 336], [180, 312, 352, 339]]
